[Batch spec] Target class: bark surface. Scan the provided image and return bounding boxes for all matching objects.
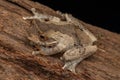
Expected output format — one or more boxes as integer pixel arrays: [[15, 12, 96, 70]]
[[0, 0, 120, 80]]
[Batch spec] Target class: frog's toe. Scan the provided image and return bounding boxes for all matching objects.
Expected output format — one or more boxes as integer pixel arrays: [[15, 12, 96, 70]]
[[32, 51, 40, 55]]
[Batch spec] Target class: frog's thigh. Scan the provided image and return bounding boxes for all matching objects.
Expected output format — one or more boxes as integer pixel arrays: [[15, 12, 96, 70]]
[[66, 45, 97, 60], [62, 47, 84, 61]]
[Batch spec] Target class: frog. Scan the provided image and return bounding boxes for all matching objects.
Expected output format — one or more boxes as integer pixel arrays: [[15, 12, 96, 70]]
[[23, 8, 97, 73]]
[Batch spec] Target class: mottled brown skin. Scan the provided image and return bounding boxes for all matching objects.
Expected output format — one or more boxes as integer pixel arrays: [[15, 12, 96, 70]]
[[24, 8, 97, 73]]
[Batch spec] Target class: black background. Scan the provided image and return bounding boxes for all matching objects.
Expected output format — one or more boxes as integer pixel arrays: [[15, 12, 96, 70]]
[[33, 0, 120, 33]]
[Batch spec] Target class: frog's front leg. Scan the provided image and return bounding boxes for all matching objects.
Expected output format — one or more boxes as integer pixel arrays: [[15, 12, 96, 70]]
[[32, 46, 59, 55], [62, 45, 97, 73]]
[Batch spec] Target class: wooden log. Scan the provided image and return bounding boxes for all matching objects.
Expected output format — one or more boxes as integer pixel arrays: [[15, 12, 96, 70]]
[[0, 0, 120, 80]]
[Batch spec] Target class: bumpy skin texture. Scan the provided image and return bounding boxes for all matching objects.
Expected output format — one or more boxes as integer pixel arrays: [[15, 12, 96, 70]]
[[23, 8, 97, 73]]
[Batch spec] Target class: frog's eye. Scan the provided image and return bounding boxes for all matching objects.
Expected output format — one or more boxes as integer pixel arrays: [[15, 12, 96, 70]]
[[40, 35, 45, 39], [39, 35, 48, 41]]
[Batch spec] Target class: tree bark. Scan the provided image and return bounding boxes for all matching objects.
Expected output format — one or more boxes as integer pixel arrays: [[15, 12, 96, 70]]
[[0, 0, 120, 80]]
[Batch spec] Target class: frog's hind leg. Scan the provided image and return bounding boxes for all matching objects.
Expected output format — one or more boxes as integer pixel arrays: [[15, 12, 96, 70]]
[[62, 45, 97, 73]]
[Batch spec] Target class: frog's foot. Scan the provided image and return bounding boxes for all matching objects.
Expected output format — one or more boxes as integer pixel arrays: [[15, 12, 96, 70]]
[[23, 8, 37, 20], [62, 58, 82, 74], [62, 63, 76, 74], [23, 8, 49, 21]]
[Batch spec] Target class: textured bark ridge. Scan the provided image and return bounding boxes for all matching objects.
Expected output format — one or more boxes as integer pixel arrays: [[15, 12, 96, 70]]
[[0, 0, 120, 80]]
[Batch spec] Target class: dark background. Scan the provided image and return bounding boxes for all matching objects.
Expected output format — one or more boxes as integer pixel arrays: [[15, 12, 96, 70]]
[[33, 0, 120, 33]]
